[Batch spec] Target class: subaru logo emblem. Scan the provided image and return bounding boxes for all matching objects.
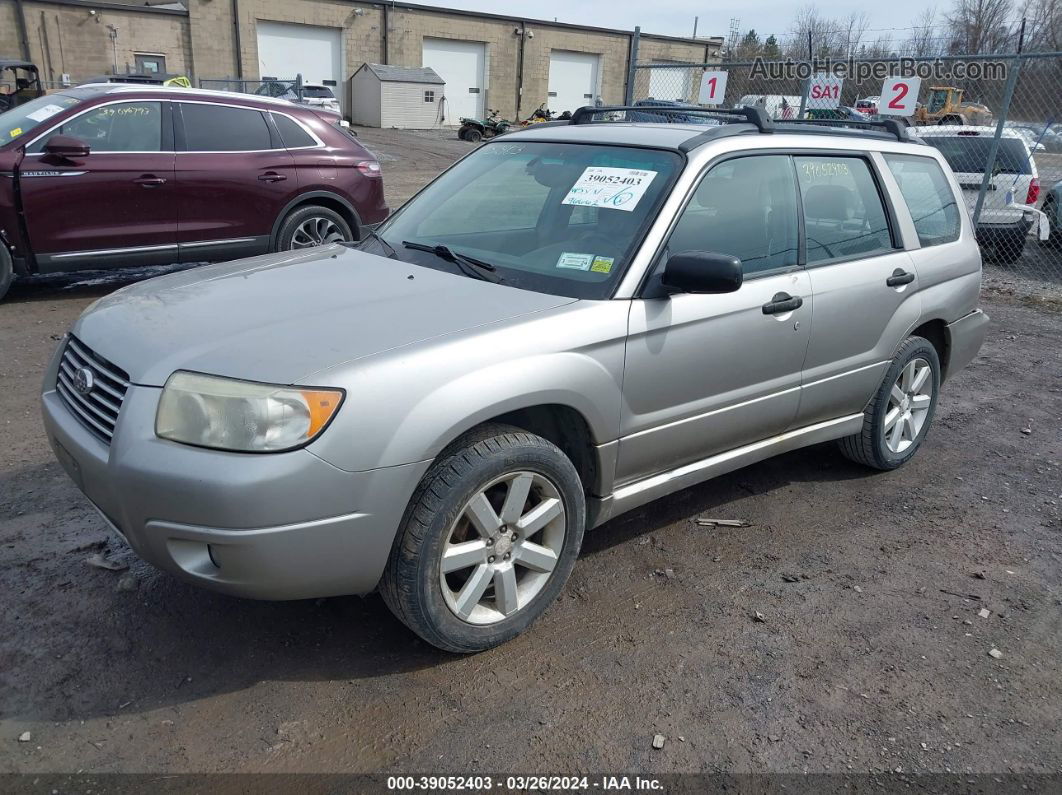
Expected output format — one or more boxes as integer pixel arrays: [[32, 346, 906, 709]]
[[73, 367, 95, 396]]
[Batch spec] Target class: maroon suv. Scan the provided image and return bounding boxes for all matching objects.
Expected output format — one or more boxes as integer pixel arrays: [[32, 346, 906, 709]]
[[0, 84, 388, 299]]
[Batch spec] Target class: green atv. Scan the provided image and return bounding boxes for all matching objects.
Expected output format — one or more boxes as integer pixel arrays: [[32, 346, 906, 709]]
[[457, 108, 511, 142]]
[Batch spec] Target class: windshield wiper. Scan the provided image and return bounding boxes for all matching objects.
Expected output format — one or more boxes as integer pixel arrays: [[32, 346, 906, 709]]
[[402, 241, 502, 283]]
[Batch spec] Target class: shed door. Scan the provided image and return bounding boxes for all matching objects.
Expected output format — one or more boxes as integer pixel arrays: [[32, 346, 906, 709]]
[[256, 22, 344, 112], [422, 38, 485, 123], [548, 50, 600, 115]]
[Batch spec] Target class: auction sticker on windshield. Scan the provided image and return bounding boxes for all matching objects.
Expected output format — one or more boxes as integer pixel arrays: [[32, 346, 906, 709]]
[[561, 167, 657, 212], [556, 252, 594, 270], [26, 104, 66, 123]]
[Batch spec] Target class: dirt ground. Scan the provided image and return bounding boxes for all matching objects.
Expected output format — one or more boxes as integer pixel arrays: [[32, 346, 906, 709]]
[[1, 128, 1060, 777]]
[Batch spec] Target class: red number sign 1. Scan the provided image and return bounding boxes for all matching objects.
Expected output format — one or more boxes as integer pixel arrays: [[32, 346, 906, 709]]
[[698, 71, 728, 106]]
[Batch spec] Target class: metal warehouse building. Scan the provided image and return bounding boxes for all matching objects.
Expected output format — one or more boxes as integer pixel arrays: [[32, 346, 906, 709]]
[[0, 0, 722, 124]]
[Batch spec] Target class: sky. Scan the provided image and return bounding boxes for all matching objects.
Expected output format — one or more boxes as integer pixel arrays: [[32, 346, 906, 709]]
[[428, 0, 938, 46]]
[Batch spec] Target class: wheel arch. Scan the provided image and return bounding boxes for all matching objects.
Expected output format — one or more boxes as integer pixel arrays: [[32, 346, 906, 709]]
[[910, 318, 950, 380], [270, 191, 363, 250]]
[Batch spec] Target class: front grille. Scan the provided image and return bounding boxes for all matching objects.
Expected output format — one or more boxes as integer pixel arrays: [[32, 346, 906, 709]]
[[55, 335, 130, 444]]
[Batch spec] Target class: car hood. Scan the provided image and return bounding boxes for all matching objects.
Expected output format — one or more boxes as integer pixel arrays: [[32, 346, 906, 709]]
[[72, 245, 577, 387]]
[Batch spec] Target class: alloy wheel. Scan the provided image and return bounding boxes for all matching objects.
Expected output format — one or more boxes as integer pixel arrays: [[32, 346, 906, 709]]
[[883, 357, 933, 454], [440, 471, 566, 625], [290, 216, 346, 248]]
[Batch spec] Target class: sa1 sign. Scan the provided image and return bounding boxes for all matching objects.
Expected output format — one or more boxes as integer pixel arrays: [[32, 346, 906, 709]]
[[806, 74, 842, 109], [698, 71, 728, 105], [879, 76, 921, 116]]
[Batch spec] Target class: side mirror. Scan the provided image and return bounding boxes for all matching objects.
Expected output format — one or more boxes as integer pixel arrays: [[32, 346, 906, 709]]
[[662, 251, 743, 294], [43, 135, 90, 159]]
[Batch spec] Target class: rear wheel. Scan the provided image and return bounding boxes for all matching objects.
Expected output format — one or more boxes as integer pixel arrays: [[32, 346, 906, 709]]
[[839, 336, 941, 471], [275, 205, 353, 251], [380, 424, 586, 653], [992, 234, 1026, 265]]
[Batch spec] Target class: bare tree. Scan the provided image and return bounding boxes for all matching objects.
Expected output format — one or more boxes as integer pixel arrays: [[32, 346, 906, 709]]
[[903, 7, 942, 56], [1018, 0, 1062, 51], [946, 0, 1017, 53]]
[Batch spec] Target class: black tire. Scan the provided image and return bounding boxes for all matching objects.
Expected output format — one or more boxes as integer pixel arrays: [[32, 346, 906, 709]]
[[1040, 197, 1059, 248], [465, 128, 483, 143], [992, 235, 1025, 265], [274, 205, 353, 252], [380, 424, 586, 654], [839, 336, 941, 471], [0, 244, 13, 302]]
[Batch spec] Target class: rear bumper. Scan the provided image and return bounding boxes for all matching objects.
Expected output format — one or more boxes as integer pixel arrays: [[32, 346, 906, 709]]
[[975, 215, 1033, 243], [944, 308, 990, 380], [41, 356, 430, 599]]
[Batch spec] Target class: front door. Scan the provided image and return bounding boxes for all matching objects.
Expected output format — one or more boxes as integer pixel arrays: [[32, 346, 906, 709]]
[[617, 154, 811, 486], [19, 99, 177, 269], [174, 101, 298, 260]]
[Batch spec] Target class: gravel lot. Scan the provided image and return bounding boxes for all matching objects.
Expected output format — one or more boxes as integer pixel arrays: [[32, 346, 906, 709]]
[[1, 128, 1060, 776]]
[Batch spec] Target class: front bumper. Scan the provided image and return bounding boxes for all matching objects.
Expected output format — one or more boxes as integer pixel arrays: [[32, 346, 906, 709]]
[[41, 359, 430, 600], [944, 308, 990, 380]]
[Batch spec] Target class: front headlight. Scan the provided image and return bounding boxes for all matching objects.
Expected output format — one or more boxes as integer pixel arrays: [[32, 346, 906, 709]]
[[155, 371, 344, 453]]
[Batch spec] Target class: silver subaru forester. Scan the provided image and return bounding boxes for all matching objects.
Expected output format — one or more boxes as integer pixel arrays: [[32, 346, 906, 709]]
[[42, 108, 988, 652]]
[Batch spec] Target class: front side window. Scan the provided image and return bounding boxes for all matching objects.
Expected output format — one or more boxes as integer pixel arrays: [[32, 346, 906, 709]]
[[27, 101, 161, 153], [180, 103, 272, 152], [1, 94, 81, 146], [376, 141, 681, 299], [795, 156, 893, 265], [667, 154, 799, 275], [884, 154, 962, 247]]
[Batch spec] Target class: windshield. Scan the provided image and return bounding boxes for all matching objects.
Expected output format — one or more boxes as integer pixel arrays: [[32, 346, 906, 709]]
[[922, 136, 1030, 175], [1, 94, 81, 145], [374, 141, 682, 298]]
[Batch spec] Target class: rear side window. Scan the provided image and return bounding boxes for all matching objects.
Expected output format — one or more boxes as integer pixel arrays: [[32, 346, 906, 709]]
[[922, 136, 1030, 175], [794, 156, 893, 265], [271, 113, 317, 148], [668, 154, 799, 275], [28, 101, 161, 153], [180, 103, 271, 151], [884, 154, 962, 247]]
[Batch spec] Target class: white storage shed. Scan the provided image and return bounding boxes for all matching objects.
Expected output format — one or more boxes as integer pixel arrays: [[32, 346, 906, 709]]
[[350, 64, 446, 128]]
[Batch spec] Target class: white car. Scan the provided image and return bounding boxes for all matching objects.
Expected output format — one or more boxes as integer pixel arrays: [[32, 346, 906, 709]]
[[915, 125, 1040, 264], [299, 83, 341, 114]]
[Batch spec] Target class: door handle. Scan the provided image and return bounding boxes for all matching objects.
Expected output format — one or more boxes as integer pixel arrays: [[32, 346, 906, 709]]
[[258, 172, 287, 182], [134, 175, 166, 187], [762, 292, 803, 315], [886, 268, 915, 287]]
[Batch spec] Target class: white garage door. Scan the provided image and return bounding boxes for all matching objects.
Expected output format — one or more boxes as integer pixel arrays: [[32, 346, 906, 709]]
[[422, 38, 485, 124], [548, 51, 600, 116], [648, 62, 692, 102], [256, 21, 344, 111]]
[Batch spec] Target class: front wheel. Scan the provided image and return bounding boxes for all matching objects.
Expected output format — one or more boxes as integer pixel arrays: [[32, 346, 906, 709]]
[[275, 205, 353, 251], [380, 425, 586, 653], [464, 127, 483, 143], [0, 244, 13, 302], [839, 336, 941, 470]]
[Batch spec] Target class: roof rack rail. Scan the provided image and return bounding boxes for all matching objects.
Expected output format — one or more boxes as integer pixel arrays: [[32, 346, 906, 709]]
[[777, 117, 909, 142], [569, 104, 774, 133]]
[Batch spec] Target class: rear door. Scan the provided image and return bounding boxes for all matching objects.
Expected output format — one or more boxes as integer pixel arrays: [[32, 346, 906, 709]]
[[795, 153, 922, 426], [174, 101, 298, 261], [18, 99, 177, 268]]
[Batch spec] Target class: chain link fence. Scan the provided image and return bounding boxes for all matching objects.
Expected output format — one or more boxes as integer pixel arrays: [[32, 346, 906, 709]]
[[632, 53, 1062, 283], [199, 77, 305, 103]]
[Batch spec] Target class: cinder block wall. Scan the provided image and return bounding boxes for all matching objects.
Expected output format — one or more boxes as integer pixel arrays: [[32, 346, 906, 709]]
[[2, 1, 192, 85]]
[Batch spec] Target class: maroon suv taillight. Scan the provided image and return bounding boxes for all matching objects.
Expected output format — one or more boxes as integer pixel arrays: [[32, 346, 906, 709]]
[[1026, 178, 1040, 205], [356, 161, 382, 177]]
